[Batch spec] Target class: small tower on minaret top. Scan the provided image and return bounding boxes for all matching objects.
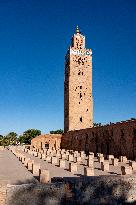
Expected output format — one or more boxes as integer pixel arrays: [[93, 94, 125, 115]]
[[64, 26, 93, 133]]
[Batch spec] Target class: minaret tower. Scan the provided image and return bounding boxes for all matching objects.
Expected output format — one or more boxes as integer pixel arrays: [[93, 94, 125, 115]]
[[64, 26, 93, 132]]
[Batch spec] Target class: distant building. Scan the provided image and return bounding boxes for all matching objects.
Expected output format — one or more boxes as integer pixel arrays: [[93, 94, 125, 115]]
[[31, 134, 62, 150]]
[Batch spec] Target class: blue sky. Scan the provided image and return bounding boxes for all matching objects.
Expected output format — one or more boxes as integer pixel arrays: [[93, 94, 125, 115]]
[[0, 0, 136, 135]]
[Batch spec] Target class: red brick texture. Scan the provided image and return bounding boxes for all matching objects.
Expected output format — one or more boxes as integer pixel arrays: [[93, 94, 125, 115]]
[[61, 119, 136, 160]]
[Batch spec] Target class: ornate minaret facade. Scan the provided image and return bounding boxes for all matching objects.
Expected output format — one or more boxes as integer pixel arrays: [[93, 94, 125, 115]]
[[64, 26, 93, 132]]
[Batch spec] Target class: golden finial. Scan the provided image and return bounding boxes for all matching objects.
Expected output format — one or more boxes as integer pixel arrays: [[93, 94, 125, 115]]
[[76, 25, 80, 33]]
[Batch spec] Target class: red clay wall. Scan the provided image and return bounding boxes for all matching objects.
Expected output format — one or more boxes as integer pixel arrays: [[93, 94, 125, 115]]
[[61, 120, 136, 160]]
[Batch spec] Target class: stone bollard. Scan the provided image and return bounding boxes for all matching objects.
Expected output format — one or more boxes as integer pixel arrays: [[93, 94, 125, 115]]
[[52, 150, 57, 155], [51, 157, 58, 164], [129, 161, 136, 171], [68, 155, 74, 162], [73, 153, 77, 158], [46, 156, 51, 162], [27, 160, 34, 171], [66, 151, 70, 155], [108, 155, 114, 161], [75, 157, 82, 164], [18, 154, 22, 161], [88, 155, 94, 161], [119, 156, 127, 163], [84, 167, 94, 176], [61, 154, 66, 159], [47, 151, 51, 156], [59, 159, 66, 168], [74, 151, 80, 156], [56, 153, 61, 158], [98, 156, 104, 163], [81, 154, 86, 160], [42, 150, 45, 154], [87, 157, 94, 167], [73, 157, 77, 163], [38, 153, 42, 159], [69, 162, 78, 173], [122, 156, 128, 163], [32, 163, 41, 176], [89, 152, 94, 157], [80, 151, 85, 156], [121, 166, 132, 175], [56, 150, 61, 155], [24, 149, 28, 153], [77, 153, 80, 157], [32, 151, 35, 156], [27, 150, 31, 154], [111, 158, 119, 166], [97, 153, 103, 158], [101, 161, 109, 171], [40, 150, 44, 154], [24, 158, 31, 167], [65, 154, 69, 160], [44, 150, 48, 155], [33, 152, 38, 157], [40, 169, 50, 183], [21, 156, 26, 164], [42, 154, 46, 160]]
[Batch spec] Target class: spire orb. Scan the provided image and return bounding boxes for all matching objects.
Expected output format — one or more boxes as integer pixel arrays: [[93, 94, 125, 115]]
[[76, 25, 80, 34]]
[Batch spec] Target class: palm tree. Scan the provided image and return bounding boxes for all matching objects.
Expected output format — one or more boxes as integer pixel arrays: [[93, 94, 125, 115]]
[[6, 132, 18, 145]]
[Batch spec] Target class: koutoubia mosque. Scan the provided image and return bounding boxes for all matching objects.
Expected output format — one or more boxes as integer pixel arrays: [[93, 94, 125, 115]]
[[64, 26, 93, 132], [32, 26, 136, 160], [5, 27, 136, 203]]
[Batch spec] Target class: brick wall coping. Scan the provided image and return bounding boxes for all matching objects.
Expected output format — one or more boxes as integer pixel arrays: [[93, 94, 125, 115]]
[[63, 119, 136, 134], [32, 134, 62, 142]]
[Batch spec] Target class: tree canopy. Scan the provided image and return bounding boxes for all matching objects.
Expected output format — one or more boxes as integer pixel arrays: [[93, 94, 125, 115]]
[[50, 129, 64, 134], [0, 132, 18, 146], [0, 135, 3, 146], [93, 123, 102, 127], [18, 129, 41, 144]]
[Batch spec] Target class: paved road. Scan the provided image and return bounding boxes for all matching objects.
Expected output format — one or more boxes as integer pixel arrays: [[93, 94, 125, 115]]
[[0, 149, 36, 185]]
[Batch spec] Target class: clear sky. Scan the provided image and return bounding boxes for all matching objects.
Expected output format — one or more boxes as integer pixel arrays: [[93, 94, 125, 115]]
[[0, 0, 136, 135]]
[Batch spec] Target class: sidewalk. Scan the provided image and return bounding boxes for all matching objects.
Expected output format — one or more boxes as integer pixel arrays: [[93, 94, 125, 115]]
[[0, 149, 36, 185]]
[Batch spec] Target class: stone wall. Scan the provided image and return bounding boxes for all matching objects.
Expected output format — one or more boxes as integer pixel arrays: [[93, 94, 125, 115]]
[[61, 119, 136, 160], [0, 176, 136, 204], [31, 134, 62, 150]]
